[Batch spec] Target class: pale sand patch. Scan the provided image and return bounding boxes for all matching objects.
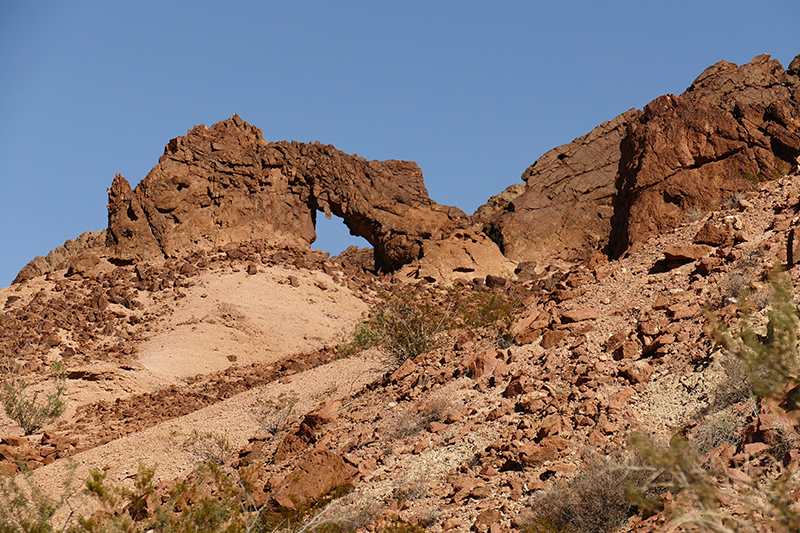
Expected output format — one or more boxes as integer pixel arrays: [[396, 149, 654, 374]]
[[138, 265, 369, 381]]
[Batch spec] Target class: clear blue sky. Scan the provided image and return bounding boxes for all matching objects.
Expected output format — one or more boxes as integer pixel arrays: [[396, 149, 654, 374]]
[[1, 1, 798, 286]]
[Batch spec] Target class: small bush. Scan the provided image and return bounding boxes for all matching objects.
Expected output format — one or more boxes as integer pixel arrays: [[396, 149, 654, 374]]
[[522, 454, 642, 533], [371, 288, 455, 367], [337, 319, 383, 357], [1, 360, 67, 435], [458, 288, 523, 344], [713, 274, 799, 403], [251, 390, 300, 436]]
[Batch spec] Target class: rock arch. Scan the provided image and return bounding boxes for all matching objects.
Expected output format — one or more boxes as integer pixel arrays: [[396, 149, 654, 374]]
[[106, 114, 469, 271]]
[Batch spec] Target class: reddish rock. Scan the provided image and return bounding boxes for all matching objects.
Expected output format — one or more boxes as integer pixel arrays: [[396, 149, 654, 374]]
[[561, 307, 598, 323], [619, 360, 654, 384], [270, 449, 358, 511], [609, 54, 800, 257], [540, 329, 569, 349], [693, 221, 734, 246], [479, 54, 800, 264], [1, 436, 28, 447], [504, 374, 535, 398], [475, 109, 642, 263], [106, 115, 469, 272], [467, 348, 510, 379], [390, 359, 418, 381], [663, 245, 712, 262]]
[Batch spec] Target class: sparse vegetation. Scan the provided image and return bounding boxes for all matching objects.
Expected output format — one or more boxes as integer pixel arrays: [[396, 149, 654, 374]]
[[337, 283, 524, 364], [251, 390, 300, 436], [372, 288, 455, 367], [685, 205, 705, 222], [0, 461, 81, 533], [626, 276, 800, 532], [713, 274, 799, 404], [522, 454, 644, 533], [1, 360, 67, 435]]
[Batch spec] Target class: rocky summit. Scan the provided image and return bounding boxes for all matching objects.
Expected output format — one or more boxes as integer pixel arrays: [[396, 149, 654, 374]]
[[3, 53, 800, 533], [476, 53, 800, 264]]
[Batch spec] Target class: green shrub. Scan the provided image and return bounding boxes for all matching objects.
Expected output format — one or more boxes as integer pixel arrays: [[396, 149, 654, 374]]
[[713, 274, 799, 404], [369, 288, 455, 367], [1, 361, 67, 435], [626, 275, 800, 532], [337, 319, 383, 358]]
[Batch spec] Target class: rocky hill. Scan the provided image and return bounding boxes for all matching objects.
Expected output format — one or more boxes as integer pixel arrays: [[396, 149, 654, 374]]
[[2, 53, 800, 533]]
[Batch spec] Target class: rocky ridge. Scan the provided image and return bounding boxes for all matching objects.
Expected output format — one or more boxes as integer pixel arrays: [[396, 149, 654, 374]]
[[477, 53, 800, 265]]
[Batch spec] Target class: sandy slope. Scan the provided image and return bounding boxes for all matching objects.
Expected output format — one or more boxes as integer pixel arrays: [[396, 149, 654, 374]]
[[29, 354, 382, 526]]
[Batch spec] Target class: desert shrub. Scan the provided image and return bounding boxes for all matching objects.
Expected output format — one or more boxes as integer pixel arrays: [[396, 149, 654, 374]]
[[0, 462, 81, 533], [713, 274, 800, 404], [722, 191, 747, 210], [183, 430, 234, 466], [626, 276, 800, 532], [690, 410, 747, 454], [772, 156, 791, 179], [1, 361, 67, 435], [685, 206, 705, 222], [458, 287, 523, 345], [629, 432, 800, 533], [337, 319, 383, 358], [371, 288, 455, 367], [522, 454, 643, 533], [338, 284, 524, 362], [251, 390, 300, 436]]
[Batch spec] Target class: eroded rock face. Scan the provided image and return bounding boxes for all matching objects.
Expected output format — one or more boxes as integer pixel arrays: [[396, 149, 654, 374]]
[[13, 231, 106, 284], [475, 109, 643, 263], [609, 54, 800, 256], [477, 53, 800, 264], [106, 114, 469, 271]]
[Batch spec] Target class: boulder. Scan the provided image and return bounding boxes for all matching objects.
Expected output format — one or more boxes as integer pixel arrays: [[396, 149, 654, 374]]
[[270, 449, 358, 511], [395, 230, 516, 283], [663, 244, 712, 262]]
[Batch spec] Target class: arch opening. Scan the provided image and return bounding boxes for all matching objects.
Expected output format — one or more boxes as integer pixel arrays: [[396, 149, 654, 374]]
[[311, 210, 372, 258]]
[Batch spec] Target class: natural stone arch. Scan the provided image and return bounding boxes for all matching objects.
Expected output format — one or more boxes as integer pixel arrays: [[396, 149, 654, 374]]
[[106, 115, 469, 271]]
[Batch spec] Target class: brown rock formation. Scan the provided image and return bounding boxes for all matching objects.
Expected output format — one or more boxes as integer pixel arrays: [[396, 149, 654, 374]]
[[477, 53, 800, 264], [475, 109, 642, 263], [609, 54, 800, 256], [106, 114, 469, 271], [13, 231, 106, 284]]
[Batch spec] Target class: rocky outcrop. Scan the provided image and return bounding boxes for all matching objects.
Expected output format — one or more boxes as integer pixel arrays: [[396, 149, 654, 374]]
[[477, 53, 800, 264], [475, 109, 642, 263], [106, 115, 471, 272], [13, 231, 106, 284], [609, 54, 800, 256], [395, 229, 517, 283]]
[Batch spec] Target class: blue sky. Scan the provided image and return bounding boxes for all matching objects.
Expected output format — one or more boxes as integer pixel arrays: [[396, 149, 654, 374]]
[[1, 1, 798, 286]]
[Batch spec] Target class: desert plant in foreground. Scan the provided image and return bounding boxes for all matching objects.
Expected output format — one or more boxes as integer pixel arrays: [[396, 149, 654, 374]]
[[1, 360, 67, 435], [629, 432, 800, 533], [712, 274, 800, 406], [624, 276, 800, 532], [0, 461, 81, 533]]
